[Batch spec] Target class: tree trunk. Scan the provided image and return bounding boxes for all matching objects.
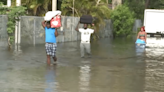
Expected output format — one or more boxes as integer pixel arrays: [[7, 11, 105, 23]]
[[96, 0, 101, 7], [112, 0, 122, 9], [145, 0, 149, 9]]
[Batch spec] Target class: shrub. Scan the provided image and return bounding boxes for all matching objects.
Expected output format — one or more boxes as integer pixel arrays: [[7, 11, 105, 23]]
[[110, 4, 135, 37], [0, 2, 26, 47]]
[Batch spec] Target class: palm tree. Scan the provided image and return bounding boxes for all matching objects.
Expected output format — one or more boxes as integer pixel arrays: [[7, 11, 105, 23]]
[[1, 0, 7, 5], [11, 0, 52, 16], [23, 0, 52, 16]]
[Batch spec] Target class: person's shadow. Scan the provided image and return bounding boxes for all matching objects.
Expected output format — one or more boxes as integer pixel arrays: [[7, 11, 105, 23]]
[[45, 65, 57, 92]]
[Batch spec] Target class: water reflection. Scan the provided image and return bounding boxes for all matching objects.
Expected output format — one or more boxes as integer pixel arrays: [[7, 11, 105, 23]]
[[145, 47, 164, 60], [135, 44, 145, 56], [144, 46, 164, 92], [1, 38, 164, 92], [45, 66, 57, 92], [146, 37, 164, 48], [79, 63, 91, 92]]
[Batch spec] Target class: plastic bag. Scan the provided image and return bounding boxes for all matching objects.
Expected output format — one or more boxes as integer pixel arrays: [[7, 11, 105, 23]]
[[44, 11, 61, 21], [50, 15, 61, 28]]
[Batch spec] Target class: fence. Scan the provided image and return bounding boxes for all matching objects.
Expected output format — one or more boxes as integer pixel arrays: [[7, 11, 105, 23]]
[[20, 16, 113, 45], [0, 15, 8, 47], [0, 15, 142, 47]]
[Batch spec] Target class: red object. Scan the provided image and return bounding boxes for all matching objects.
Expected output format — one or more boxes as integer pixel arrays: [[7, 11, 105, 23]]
[[141, 26, 145, 31], [50, 15, 61, 28]]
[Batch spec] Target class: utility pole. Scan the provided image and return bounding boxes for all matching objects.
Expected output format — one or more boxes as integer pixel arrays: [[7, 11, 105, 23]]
[[16, 0, 21, 6], [73, 0, 74, 17], [112, 0, 122, 9], [72, 0, 75, 41], [15, 0, 21, 52], [52, 0, 57, 11], [7, 0, 11, 7]]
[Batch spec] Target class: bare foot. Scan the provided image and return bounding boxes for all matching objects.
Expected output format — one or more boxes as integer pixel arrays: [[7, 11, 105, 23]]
[[51, 62, 57, 66], [53, 56, 57, 65]]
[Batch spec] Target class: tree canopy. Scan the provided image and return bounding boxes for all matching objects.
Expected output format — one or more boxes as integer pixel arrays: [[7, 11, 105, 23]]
[[122, 0, 164, 19], [61, 0, 111, 30]]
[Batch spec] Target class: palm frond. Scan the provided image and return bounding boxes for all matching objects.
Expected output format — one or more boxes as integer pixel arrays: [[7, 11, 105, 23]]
[[33, 4, 42, 15]]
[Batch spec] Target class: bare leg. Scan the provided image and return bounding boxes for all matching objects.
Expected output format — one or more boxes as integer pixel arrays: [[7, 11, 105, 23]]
[[52, 43, 57, 64], [47, 55, 51, 65], [80, 43, 85, 58], [85, 43, 91, 57], [53, 56, 57, 64]]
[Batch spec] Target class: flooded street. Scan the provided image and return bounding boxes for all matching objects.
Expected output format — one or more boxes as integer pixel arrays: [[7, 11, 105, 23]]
[[0, 38, 164, 92]]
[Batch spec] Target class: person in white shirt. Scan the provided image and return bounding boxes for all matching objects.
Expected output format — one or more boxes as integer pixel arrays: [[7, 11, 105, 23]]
[[75, 21, 95, 58]]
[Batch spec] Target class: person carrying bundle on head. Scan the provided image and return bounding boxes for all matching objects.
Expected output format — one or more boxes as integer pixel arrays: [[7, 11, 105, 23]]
[[75, 15, 95, 58]]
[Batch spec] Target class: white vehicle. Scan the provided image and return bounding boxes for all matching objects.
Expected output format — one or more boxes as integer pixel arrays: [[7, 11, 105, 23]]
[[143, 9, 164, 48], [146, 37, 164, 47], [144, 9, 164, 37]]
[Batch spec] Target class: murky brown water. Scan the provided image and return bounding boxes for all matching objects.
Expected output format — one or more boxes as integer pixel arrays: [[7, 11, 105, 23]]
[[0, 38, 164, 92]]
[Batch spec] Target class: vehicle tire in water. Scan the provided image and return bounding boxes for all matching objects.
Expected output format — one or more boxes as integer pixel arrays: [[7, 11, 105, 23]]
[[161, 34, 164, 37], [150, 34, 154, 37]]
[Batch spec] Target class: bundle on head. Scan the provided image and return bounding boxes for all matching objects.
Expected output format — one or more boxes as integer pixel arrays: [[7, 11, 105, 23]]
[[80, 15, 93, 24]]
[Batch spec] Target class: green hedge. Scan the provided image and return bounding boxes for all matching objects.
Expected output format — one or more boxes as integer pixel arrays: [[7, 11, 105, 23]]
[[110, 4, 135, 37]]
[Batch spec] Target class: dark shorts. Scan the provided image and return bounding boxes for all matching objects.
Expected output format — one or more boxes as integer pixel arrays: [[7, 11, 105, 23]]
[[45, 43, 57, 57]]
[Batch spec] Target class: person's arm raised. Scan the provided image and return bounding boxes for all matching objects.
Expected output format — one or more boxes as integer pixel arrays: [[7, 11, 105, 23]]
[[55, 29, 58, 37], [75, 21, 80, 32], [42, 20, 46, 28]]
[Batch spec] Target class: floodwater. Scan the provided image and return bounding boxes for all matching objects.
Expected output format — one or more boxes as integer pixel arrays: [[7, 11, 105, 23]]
[[0, 38, 164, 92]]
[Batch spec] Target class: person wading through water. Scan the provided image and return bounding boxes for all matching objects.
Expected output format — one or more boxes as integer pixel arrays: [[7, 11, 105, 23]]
[[42, 21, 59, 65], [136, 26, 147, 43], [75, 21, 95, 58]]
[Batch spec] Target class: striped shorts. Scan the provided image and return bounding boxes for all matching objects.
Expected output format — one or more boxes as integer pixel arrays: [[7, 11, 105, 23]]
[[45, 43, 57, 57]]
